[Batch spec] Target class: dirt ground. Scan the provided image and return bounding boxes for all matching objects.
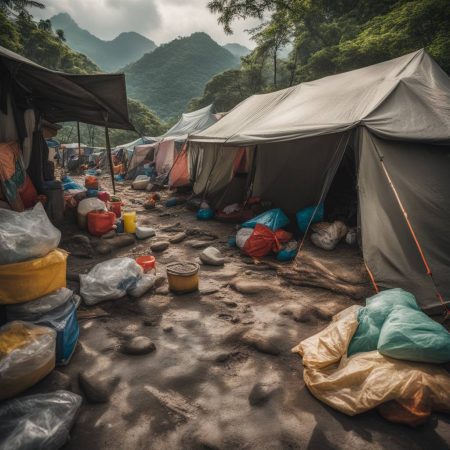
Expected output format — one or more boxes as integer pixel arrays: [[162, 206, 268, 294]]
[[51, 174, 449, 450]]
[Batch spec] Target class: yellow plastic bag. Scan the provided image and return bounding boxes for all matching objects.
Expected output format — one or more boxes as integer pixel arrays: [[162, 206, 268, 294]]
[[0, 321, 56, 400], [292, 306, 450, 417], [0, 249, 68, 304]]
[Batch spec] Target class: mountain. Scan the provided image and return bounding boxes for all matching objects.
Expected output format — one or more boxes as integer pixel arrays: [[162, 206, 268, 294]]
[[50, 13, 156, 72], [124, 32, 239, 119], [223, 43, 251, 58]]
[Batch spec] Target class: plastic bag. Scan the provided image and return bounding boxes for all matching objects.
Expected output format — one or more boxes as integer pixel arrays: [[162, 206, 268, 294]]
[[5, 288, 73, 320], [132, 175, 150, 190], [197, 208, 215, 220], [345, 227, 357, 245], [77, 197, 107, 216], [7, 294, 81, 366], [348, 289, 419, 357], [0, 322, 56, 401], [0, 391, 82, 450], [296, 203, 324, 233], [236, 228, 253, 249], [242, 224, 292, 258], [0, 249, 68, 304], [310, 221, 348, 251], [0, 203, 61, 265], [242, 208, 289, 231], [377, 306, 450, 363], [277, 240, 298, 262], [128, 274, 156, 298], [80, 257, 143, 305]]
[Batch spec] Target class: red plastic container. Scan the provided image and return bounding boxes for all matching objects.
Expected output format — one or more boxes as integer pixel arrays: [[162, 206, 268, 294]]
[[109, 201, 122, 218], [87, 211, 116, 237], [135, 256, 156, 272], [97, 191, 110, 204]]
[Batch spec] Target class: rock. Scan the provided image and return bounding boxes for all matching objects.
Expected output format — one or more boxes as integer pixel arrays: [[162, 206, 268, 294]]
[[136, 226, 156, 240], [160, 222, 182, 232], [151, 241, 170, 252], [95, 242, 112, 255], [200, 246, 225, 266], [242, 331, 283, 356], [200, 287, 219, 295], [123, 336, 156, 355], [223, 300, 238, 308], [109, 234, 135, 248], [78, 372, 115, 403], [100, 230, 116, 240], [169, 232, 187, 243], [248, 382, 282, 406], [293, 306, 332, 323], [230, 278, 274, 295], [187, 240, 211, 249], [163, 326, 173, 333], [61, 234, 94, 258]]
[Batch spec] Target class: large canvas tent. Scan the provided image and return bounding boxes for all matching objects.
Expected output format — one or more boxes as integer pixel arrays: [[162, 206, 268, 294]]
[[189, 49, 450, 315]]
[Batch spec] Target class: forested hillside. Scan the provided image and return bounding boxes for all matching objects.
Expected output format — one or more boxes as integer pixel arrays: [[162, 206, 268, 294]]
[[0, 5, 166, 146], [124, 32, 239, 119], [190, 0, 450, 112], [50, 13, 157, 72]]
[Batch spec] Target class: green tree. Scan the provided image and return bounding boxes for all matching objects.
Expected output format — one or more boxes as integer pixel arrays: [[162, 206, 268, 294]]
[[0, 0, 44, 15]]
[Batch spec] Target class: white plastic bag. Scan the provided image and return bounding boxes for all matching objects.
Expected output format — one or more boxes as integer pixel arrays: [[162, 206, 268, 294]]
[[345, 227, 357, 245], [80, 257, 143, 305], [0, 203, 61, 264], [0, 390, 82, 450], [77, 197, 107, 216], [310, 221, 348, 251], [5, 288, 73, 321], [236, 228, 253, 249], [128, 274, 156, 298], [132, 175, 150, 190]]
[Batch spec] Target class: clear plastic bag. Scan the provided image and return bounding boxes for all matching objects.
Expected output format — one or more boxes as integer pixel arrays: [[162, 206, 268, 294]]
[[0, 322, 56, 401], [0, 203, 61, 264], [128, 274, 156, 298], [80, 257, 143, 305], [77, 197, 107, 216], [310, 221, 348, 251], [0, 390, 82, 450]]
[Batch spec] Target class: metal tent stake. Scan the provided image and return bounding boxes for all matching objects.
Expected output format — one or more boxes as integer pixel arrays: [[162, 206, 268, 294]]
[[104, 120, 116, 195]]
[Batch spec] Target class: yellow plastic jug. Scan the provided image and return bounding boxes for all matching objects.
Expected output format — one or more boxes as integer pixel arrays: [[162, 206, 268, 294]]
[[123, 211, 137, 233]]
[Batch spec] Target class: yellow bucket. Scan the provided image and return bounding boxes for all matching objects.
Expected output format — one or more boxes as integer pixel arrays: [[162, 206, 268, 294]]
[[166, 262, 199, 294], [123, 210, 137, 233], [0, 249, 68, 304]]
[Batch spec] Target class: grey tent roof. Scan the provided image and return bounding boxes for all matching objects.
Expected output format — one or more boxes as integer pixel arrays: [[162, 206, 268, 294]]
[[190, 50, 450, 145], [160, 104, 218, 141], [0, 45, 134, 130]]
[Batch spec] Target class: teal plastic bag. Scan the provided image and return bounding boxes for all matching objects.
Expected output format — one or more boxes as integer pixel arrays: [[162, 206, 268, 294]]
[[296, 204, 324, 233], [377, 306, 450, 363], [347, 288, 419, 356], [242, 208, 289, 231]]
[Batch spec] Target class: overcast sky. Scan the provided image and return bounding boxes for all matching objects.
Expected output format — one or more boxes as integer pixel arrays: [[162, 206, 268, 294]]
[[32, 0, 260, 48]]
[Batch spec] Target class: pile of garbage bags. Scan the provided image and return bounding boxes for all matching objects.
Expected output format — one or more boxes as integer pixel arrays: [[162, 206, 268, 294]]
[[0, 204, 80, 401], [292, 289, 450, 426]]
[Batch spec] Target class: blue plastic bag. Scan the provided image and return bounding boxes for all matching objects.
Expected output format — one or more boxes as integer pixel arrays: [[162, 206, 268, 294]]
[[377, 306, 450, 363], [242, 208, 289, 231], [296, 204, 324, 233], [348, 288, 419, 357], [63, 181, 84, 191], [277, 248, 296, 262], [197, 208, 215, 220], [86, 189, 98, 198]]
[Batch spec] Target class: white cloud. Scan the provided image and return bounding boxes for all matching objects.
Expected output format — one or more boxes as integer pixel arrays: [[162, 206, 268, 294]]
[[32, 0, 259, 48]]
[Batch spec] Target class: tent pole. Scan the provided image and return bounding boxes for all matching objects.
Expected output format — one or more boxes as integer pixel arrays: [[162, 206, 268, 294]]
[[77, 121, 81, 158], [104, 122, 116, 195]]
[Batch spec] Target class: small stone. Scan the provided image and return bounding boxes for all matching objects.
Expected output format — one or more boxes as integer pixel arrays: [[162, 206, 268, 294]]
[[200, 246, 225, 266], [100, 230, 116, 240], [163, 326, 173, 333], [248, 382, 282, 406], [187, 240, 211, 249], [169, 231, 187, 243], [109, 234, 135, 248], [78, 372, 115, 403], [95, 242, 112, 255], [161, 222, 181, 232], [150, 241, 170, 252], [242, 331, 283, 356], [231, 278, 273, 295], [123, 336, 156, 355], [200, 287, 219, 295], [215, 352, 233, 363]]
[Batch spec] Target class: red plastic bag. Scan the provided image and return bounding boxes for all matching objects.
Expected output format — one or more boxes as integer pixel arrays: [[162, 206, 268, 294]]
[[87, 211, 116, 237], [243, 224, 292, 258]]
